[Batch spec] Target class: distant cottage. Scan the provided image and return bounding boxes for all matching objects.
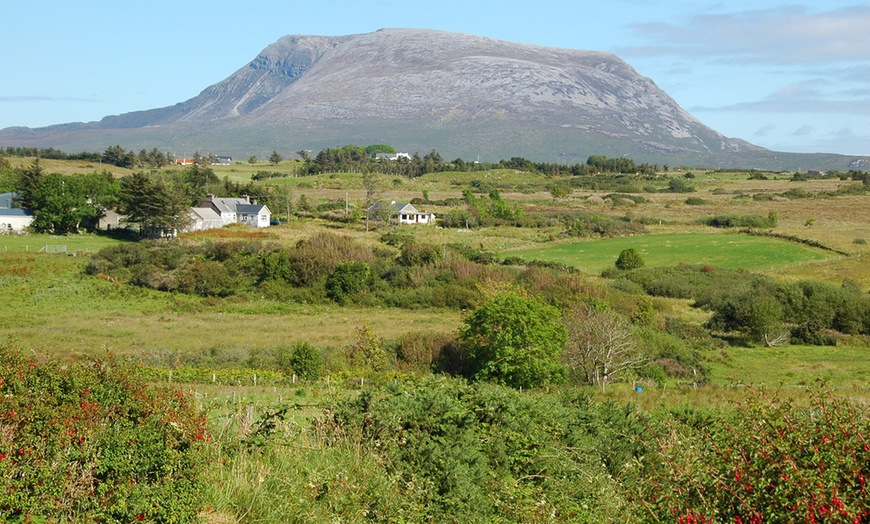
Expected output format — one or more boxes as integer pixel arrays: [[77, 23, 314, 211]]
[[193, 194, 271, 229], [375, 152, 412, 161], [0, 192, 34, 233], [368, 201, 435, 225]]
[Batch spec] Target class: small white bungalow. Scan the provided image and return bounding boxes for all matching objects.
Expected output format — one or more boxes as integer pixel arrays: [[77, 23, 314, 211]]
[[0, 192, 34, 233], [369, 201, 435, 225]]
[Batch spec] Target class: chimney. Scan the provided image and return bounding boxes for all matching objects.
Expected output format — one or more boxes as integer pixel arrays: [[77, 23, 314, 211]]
[[241, 194, 250, 203], [205, 194, 215, 202]]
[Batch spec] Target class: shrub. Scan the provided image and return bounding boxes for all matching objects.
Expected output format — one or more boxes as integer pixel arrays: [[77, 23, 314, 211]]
[[615, 248, 645, 270], [0, 343, 207, 522], [325, 261, 370, 304], [684, 197, 710, 205], [643, 385, 870, 522], [703, 214, 777, 228], [286, 341, 324, 380]]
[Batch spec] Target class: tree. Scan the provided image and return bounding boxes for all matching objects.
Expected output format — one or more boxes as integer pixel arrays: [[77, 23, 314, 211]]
[[708, 291, 788, 347], [118, 172, 190, 237], [563, 303, 643, 389], [29, 173, 85, 233], [269, 151, 283, 165], [13, 158, 44, 210], [269, 184, 294, 220], [459, 291, 567, 389], [248, 155, 257, 164], [615, 248, 645, 270]]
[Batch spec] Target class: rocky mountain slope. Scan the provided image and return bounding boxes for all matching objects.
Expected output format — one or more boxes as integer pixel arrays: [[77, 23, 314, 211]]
[[0, 29, 863, 169]]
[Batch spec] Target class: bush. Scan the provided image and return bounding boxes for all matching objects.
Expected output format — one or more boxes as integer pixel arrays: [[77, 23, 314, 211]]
[[459, 291, 567, 388], [643, 385, 870, 522], [684, 197, 710, 205], [703, 213, 777, 228], [0, 343, 207, 521], [287, 341, 324, 380], [615, 248, 645, 270], [325, 261, 370, 304]]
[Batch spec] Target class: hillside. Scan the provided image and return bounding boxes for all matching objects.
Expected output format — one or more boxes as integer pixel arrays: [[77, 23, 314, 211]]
[[0, 28, 866, 170]]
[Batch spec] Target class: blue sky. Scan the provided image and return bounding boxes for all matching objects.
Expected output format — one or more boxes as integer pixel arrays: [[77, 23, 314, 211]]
[[2, 0, 867, 155]]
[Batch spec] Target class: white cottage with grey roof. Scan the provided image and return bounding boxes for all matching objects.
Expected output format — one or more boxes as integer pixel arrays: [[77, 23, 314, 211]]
[[204, 195, 271, 228]]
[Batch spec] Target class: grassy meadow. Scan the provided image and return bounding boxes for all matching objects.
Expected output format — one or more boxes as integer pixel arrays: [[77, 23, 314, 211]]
[[503, 232, 836, 274], [4, 157, 870, 522]]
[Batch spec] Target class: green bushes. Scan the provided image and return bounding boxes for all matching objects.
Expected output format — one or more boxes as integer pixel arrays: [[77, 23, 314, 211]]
[[617, 264, 870, 345], [0, 343, 207, 522], [703, 212, 778, 228], [322, 376, 645, 522], [644, 385, 870, 522], [325, 261, 370, 303], [459, 291, 567, 389]]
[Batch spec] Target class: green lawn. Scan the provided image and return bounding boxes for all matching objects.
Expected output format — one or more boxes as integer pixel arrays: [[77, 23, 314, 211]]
[[0, 232, 131, 254], [706, 344, 870, 390], [503, 232, 834, 273]]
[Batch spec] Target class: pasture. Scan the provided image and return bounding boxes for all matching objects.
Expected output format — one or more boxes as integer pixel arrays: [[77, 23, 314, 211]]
[[503, 232, 836, 273]]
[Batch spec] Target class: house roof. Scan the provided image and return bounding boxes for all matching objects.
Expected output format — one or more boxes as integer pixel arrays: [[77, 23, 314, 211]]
[[370, 201, 424, 214], [237, 203, 269, 214], [208, 197, 249, 214], [0, 208, 35, 217], [190, 207, 222, 221]]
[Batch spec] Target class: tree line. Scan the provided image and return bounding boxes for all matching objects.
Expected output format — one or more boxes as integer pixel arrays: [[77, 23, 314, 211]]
[[5, 158, 268, 234]]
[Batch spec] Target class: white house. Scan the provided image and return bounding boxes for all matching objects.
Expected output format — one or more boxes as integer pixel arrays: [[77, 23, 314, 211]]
[[369, 201, 435, 225], [375, 152, 412, 161], [187, 207, 224, 231], [0, 192, 34, 233], [204, 195, 271, 228]]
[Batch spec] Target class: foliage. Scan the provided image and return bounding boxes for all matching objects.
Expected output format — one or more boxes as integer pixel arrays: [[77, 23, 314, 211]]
[[0, 343, 207, 522], [322, 376, 646, 522], [615, 247, 645, 270], [459, 291, 567, 388], [346, 325, 388, 372], [561, 211, 647, 239], [703, 213, 778, 228], [325, 261, 370, 304], [643, 385, 870, 523], [118, 171, 191, 235], [286, 341, 324, 380]]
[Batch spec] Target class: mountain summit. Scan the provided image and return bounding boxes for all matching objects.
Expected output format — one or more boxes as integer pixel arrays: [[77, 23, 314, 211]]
[[1, 28, 856, 168]]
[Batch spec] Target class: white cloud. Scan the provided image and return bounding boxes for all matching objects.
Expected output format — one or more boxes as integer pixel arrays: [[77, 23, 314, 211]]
[[622, 5, 870, 65]]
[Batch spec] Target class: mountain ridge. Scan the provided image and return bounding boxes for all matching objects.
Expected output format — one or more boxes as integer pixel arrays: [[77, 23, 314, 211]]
[[0, 28, 865, 170]]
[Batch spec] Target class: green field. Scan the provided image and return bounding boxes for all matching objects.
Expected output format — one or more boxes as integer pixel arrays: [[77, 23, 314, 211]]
[[705, 344, 870, 389], [503, 232, 835, 273]]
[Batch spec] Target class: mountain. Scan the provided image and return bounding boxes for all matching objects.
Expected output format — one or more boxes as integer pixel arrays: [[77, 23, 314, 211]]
[[0, 28, 864, 170]]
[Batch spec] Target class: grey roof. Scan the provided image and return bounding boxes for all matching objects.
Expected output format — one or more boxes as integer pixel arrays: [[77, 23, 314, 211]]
[[190, 207, 222, 221], [0, 208, 35, 217], [209, 197, 248, 214], [237, 203, 269, 214]]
